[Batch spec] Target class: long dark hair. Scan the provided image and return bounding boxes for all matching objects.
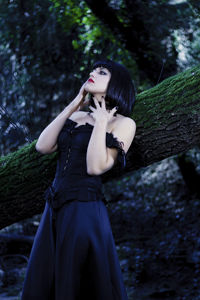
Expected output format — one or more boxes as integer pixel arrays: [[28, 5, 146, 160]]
[[89, 59, 136, 117]]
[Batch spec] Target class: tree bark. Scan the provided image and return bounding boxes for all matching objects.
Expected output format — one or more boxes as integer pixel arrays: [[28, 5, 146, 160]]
[[0, 65, 200, 229]]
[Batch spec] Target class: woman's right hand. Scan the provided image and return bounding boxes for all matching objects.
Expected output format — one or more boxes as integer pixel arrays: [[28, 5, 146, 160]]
[[73, 81, 90, 111], [78, 81, 88, 99]]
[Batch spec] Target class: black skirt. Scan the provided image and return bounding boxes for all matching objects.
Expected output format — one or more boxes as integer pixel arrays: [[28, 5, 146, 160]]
[[21, 198, 128, 300]]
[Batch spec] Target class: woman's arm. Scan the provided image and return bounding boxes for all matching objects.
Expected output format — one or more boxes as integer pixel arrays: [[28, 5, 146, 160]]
[[86, 117, 136, 175], [36, 84, 87, 154], [86, 119, 108, 174]]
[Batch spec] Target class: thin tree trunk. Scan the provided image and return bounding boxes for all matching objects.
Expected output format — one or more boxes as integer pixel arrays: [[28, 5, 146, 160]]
[[85, 0, 187, 83]]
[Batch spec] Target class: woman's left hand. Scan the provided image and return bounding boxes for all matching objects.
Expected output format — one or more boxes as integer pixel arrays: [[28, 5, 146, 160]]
[[88, 97, 118, 124]]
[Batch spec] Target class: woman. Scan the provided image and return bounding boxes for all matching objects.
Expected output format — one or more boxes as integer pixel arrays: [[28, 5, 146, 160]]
[[21, 59, 136, 300]]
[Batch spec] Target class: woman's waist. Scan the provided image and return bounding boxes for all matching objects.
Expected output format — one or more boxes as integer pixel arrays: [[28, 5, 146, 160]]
[[52, 175, 102, 191], [44, 184, 107, 210], [54, 183, 103, 195]]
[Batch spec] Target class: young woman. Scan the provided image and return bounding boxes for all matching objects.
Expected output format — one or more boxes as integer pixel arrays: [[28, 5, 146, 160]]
[[21, 59, 136, 300]]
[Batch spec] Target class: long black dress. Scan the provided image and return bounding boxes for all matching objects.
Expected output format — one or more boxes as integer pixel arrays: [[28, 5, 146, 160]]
[[21, 118, 128, 300]]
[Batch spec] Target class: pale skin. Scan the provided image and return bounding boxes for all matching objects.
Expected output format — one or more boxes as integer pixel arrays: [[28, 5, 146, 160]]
[[35, 66, 136, 176]]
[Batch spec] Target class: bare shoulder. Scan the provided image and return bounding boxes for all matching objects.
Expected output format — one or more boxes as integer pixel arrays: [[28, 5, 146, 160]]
[[114, 115, 136, 133]]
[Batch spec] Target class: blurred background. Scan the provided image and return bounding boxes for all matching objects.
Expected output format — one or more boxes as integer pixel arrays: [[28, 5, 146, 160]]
[[0, 0, 200, 299]]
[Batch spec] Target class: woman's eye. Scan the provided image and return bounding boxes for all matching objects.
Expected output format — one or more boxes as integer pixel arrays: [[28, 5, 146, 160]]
[[99, 70, 107, 75]]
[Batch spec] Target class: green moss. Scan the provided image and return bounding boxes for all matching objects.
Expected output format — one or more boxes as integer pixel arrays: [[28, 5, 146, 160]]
[[0, 140, 58, 199], [132, 65, 200, 129]]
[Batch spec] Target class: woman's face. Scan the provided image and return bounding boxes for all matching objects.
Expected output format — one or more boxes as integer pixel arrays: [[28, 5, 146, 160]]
[[85, 66, 111, 98]]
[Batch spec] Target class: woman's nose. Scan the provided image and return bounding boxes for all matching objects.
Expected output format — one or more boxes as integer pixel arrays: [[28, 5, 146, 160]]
[[89, 70, 95, 77]]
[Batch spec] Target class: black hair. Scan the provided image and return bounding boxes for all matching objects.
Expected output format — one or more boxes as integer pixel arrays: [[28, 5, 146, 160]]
[[89, 59, 136, 117]]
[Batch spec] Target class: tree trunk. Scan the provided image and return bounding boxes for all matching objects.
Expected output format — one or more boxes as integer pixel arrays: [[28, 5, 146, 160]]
[[84, 0, 188, 83], [0, 65, 200, 229], [176, 152, 200, 197]]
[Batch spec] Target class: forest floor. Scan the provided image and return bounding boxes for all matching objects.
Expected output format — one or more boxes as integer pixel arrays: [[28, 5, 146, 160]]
[[0, 156, 200, 300]]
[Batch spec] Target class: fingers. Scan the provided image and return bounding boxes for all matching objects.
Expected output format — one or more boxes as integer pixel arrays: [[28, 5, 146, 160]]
[[93, 97, 101, 108], [112, 106, 118, 112], [111, 106, 118, 114], [89, 96, 118, 115], [79, 81, 88, 96], [88, 105, 95, 112], [101, 97, 106, 110]]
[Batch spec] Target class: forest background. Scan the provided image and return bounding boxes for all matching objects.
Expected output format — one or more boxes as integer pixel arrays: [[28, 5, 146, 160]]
[[0, 0, 200, 299]]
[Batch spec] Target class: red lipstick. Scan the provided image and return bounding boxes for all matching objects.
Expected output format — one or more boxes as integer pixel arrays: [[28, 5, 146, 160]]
[[88, 78, 94, 83]]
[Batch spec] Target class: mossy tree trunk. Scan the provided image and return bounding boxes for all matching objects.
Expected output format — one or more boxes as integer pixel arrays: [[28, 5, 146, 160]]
[[0, 65, 200, 229]]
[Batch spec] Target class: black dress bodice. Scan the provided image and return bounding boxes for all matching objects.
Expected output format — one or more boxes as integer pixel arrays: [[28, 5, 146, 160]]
[[44, 118, 126, 210]]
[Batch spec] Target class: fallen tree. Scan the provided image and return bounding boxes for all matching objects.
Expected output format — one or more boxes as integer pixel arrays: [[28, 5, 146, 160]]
[[0, 65, 200, 229]]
